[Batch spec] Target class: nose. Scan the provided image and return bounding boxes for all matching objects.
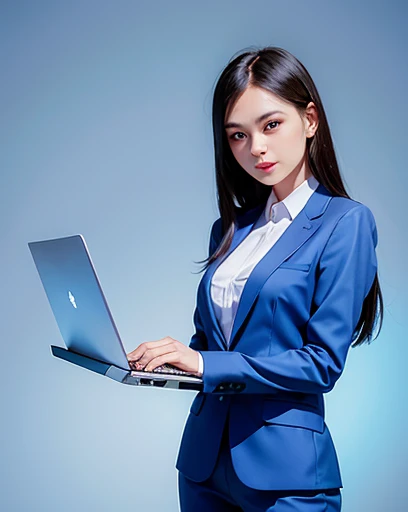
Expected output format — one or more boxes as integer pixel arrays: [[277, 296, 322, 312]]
[[250, 136, 267, 157]]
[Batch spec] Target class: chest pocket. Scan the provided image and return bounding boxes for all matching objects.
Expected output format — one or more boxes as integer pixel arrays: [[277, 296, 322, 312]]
[[279, 262, 310, 272]]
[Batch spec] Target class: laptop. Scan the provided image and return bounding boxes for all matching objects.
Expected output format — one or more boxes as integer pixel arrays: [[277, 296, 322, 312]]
[[28, 234, 203, 391]]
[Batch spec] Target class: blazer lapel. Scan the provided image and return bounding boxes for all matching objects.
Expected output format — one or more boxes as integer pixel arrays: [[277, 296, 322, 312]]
[[199, 204, 263, 350], [200, 183, 334, 352]]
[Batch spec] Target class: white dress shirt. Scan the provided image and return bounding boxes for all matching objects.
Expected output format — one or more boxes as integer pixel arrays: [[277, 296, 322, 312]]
[[195, 175, 320, 376]]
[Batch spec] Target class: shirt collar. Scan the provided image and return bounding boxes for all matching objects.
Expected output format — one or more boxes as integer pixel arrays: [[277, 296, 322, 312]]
[[264, 174, 320, 223]]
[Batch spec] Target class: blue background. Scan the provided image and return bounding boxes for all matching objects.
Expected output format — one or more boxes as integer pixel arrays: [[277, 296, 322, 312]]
[[1, 1, 406, 510]]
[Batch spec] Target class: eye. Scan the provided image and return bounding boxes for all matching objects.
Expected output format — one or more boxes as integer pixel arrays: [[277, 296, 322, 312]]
[[265, 120, 280, 131], [230, 132, 246, 141], [228, 120, 281, 141]]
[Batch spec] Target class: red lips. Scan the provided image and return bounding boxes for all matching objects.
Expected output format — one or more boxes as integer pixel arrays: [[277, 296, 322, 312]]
[[255, 162, 277, 169]]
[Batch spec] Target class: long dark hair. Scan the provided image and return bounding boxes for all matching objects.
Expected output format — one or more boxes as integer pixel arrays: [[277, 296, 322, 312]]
[[196, 46, 383, 347]]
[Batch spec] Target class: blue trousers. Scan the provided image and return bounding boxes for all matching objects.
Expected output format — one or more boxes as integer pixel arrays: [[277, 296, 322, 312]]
[[178, 413, 342, 511]]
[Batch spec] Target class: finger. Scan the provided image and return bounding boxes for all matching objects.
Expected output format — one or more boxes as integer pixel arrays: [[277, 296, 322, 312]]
[[127, 340, 162, 361], [127, 337, 175, 361], [138, 346, 173, 368], [145, 350, 183, 372], [145, 354, 172, 372], [126, 342, 146, 360], [145, 346, 199, 374], [127, 348, 143, 361], [132, 338, 176, 365]]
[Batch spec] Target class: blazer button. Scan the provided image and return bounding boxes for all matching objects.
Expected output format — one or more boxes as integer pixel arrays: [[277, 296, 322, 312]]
[[219, 396, 224, 401]]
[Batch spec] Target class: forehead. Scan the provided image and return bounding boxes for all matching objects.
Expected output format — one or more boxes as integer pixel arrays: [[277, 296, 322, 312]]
[[225, 86, 293, 123]]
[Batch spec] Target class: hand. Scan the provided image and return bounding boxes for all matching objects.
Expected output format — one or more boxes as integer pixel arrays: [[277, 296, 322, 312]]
[[126, 336, 201, 376]]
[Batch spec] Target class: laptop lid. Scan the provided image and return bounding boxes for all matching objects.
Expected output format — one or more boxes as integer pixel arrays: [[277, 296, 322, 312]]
[[28, 234, 131, 371]]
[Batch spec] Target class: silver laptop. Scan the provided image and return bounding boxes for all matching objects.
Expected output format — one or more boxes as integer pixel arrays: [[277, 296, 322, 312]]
[[28, 234, 203, 391]]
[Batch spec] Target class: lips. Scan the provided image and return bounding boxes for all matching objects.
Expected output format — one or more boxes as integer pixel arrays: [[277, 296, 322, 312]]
[[255, 162, 277, 169]]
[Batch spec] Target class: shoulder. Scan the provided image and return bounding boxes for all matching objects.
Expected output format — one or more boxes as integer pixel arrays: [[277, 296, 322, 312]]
[[323, 197, 378, 250], [327, 196, 377, 228]]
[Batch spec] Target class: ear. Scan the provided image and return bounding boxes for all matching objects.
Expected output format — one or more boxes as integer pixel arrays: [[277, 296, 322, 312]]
[[304, 101, 319, 138]]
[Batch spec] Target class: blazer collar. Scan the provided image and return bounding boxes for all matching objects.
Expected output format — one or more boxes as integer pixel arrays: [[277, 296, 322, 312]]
[[200, 182, 334, 351]]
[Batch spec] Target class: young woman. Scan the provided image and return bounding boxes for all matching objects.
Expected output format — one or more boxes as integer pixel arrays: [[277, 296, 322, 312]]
[[127, 46, 383, 511]]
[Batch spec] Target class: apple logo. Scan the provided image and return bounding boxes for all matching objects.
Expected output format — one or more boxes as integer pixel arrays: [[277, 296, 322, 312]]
[[68, 290, 77, 309]]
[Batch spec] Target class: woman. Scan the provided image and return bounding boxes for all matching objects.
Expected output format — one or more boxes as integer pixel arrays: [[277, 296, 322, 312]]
[[127, 46, 383, 511]]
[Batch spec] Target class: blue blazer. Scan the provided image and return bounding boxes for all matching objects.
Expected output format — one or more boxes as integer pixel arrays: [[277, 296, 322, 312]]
[[176, 183, 378, 491]]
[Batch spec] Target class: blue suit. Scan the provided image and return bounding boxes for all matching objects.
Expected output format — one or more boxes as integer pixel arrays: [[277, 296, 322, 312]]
[[176, 183, 378, 491]]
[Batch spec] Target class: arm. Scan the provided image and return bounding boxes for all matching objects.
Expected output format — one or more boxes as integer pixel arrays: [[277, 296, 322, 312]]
[[199, 205, 379, 394]]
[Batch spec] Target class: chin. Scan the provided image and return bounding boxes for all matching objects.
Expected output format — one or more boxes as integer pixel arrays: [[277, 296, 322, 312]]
[[256, 173, 280, 184]]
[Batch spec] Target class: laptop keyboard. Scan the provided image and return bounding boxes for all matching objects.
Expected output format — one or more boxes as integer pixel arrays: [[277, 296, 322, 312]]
[[129, 361, 197, 377]]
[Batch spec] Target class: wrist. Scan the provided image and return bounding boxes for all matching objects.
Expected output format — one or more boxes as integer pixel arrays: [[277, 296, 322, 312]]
[[195, 351, 204, 377]]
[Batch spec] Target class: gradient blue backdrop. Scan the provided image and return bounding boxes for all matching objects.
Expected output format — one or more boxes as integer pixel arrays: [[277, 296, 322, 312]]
[[1, 1, 407, 510]]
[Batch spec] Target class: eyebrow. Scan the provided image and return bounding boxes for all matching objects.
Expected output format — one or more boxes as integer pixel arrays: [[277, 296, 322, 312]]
[[224, 110, 286, 129]]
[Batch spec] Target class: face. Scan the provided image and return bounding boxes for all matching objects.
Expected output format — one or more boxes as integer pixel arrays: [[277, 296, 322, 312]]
[[224, 85, 319, 202]]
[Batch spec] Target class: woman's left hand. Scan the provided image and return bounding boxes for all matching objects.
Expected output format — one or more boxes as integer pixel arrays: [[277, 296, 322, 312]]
[[126, 336, 201, 375]]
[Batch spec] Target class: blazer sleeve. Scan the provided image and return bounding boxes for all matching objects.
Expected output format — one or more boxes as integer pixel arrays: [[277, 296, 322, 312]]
[[188, 218, 223, 353], [199, 205, 379, 395]]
